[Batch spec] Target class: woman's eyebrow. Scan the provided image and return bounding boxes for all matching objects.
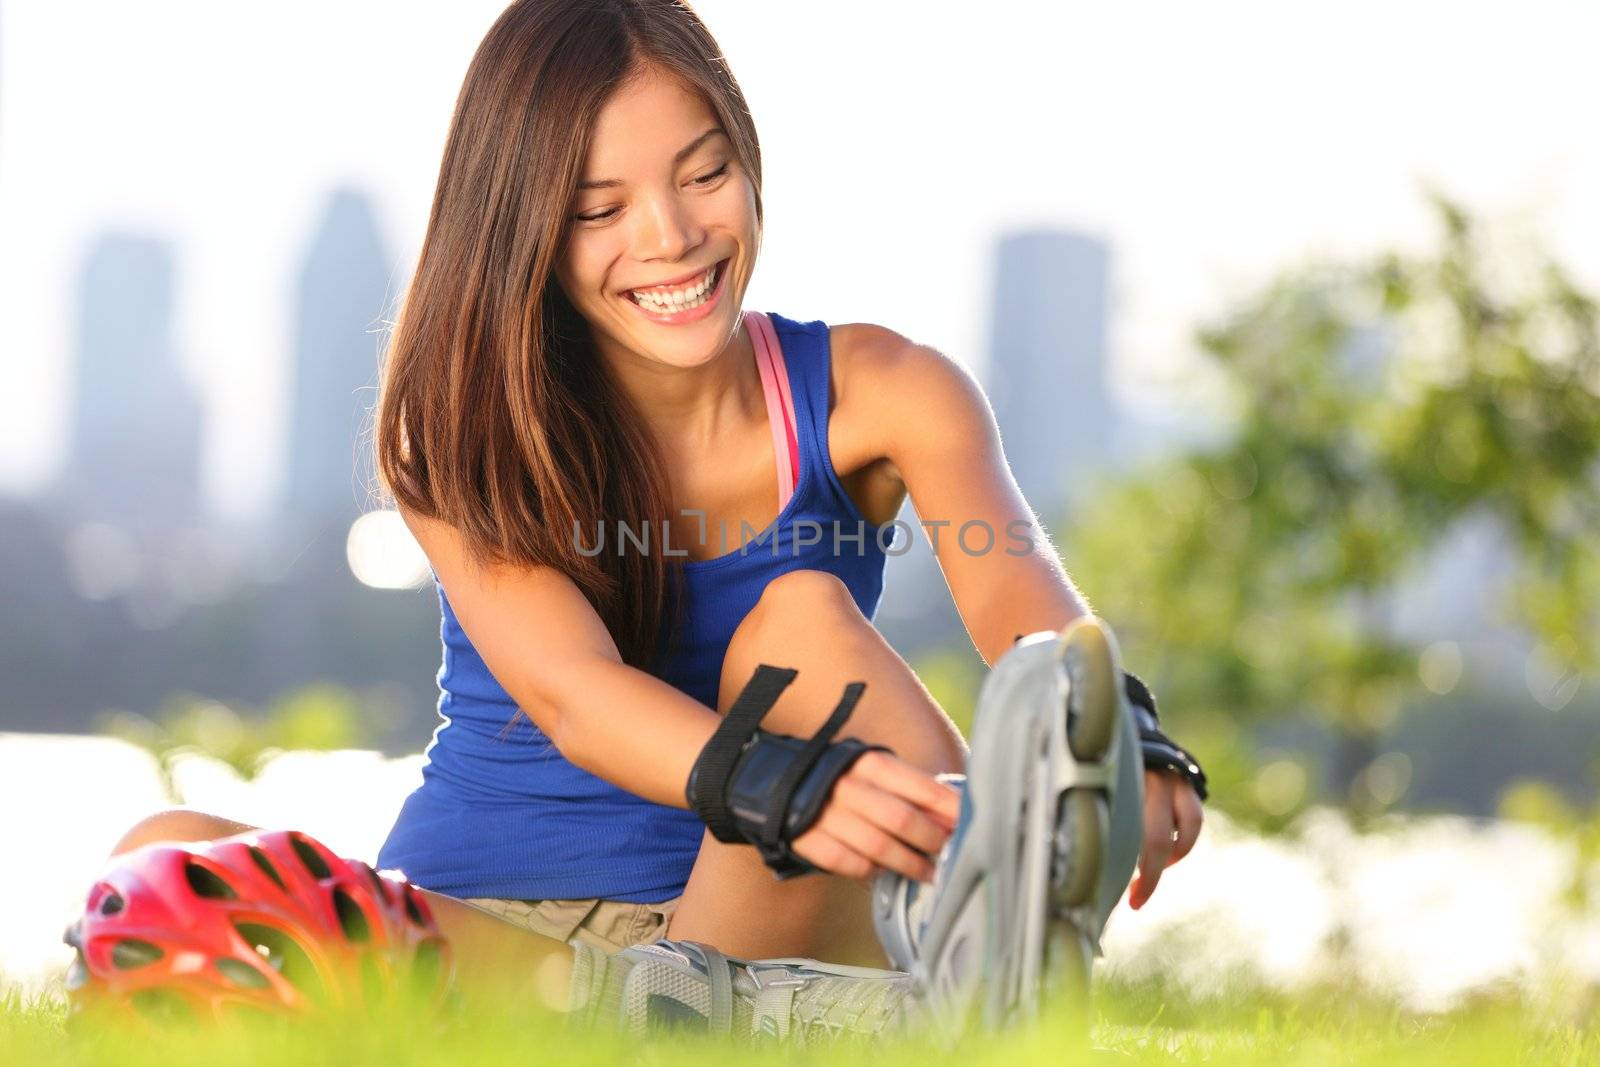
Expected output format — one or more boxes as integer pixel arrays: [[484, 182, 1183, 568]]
[[577, 127, 726, 190]]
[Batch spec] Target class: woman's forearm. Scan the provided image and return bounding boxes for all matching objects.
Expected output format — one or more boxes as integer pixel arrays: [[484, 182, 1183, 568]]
[[543, 655, 722, 808]]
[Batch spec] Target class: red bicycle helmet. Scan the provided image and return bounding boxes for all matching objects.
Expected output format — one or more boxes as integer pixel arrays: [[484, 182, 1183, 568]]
[[63, 829, 451, 1026]]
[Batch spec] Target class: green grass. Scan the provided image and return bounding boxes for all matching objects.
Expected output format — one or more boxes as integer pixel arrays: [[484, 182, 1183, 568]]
[[6, 975, 1598, 1066]]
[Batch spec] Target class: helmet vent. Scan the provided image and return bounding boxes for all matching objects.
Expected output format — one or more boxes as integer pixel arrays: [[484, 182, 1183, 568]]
[[359, 862, 389, 903], [411, 937, 446, 995], [111, 938, 165, 970], [234, 922, 328, 1005], [184, 861, 238, 900], [289, 835, 333, 879], [129, 988, 193, 1027], [215, 957, 271, 990], [332, 888, 371, 943], [248, 846, 287, 891], [403, 887, 426, 927], [99, 892, 125, 916]]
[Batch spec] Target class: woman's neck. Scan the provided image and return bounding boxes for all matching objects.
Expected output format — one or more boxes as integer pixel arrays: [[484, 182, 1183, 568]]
[[599, 321, 762, 458]]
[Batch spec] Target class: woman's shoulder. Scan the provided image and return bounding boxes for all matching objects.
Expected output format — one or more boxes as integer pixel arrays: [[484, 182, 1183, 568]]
[[818, 322, 991, 507], [828, 321, 980, 412], [830, 322, 996, 438]]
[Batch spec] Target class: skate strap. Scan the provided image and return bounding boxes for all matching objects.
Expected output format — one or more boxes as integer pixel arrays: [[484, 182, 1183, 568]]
[[695, 942, 735, 1033]]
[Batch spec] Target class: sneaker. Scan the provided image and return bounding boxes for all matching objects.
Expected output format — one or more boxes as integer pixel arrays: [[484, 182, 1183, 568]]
[[871, 616, 1126, 1033]]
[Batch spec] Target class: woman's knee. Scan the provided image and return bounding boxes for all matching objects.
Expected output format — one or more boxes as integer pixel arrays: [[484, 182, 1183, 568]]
[[110, 808, 257, 857], [719, 569, 966, 775], [731, 569, 858, 650], [756, 568, 857, 620]]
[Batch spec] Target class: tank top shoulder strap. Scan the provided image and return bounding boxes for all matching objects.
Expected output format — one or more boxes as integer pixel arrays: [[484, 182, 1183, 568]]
[[745, 309, 801, 510]]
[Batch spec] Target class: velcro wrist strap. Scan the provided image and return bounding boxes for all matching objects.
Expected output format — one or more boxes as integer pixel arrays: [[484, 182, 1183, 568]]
[[1121, 669, 1208, 801], [685, 664, 892, 879], [1123, 670, 1159, 728], [754, 681, 865, 854], [686, 664, 798, 844], [1139, 726, 1209, 803]]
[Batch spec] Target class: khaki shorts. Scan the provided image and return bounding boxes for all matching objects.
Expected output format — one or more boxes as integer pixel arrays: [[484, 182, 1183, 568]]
[[459, 896, 681, 953]]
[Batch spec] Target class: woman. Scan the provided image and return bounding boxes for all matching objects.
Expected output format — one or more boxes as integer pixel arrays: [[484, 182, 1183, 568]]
[[110, 0, 1205, 1039]]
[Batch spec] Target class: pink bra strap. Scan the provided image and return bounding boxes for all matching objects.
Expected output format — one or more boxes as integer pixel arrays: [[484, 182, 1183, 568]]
[[745, 310, 800, 510]]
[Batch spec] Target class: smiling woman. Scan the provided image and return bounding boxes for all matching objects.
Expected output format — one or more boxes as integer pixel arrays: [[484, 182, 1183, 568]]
[[95, 0, 1203, 1043], [556, 72, 758, 365], [374, 11, 770, 669]]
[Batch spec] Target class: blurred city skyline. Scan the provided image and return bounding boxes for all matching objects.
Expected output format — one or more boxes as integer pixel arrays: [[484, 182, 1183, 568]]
[[0, 0, 1594, 806], [2, 1, 1598, 521]]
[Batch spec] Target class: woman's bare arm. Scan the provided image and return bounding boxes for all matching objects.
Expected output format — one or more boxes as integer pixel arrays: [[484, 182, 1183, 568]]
[[398, 505, 958, 879], [400, 506, 718, 807], [843, 328, 1094, 667]]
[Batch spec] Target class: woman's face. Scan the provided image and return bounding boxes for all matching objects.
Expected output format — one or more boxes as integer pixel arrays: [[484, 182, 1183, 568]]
[[556, 63, 758, 370]]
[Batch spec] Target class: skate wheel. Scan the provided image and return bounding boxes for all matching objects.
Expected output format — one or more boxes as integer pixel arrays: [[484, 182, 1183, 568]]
[[1041, 914, 1094, 1030], [1058, 618, 1118, 762], [1055, 788, 1108, 908]]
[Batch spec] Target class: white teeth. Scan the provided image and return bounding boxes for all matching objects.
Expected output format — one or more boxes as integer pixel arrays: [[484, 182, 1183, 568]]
[[629, 262, 720, 313]]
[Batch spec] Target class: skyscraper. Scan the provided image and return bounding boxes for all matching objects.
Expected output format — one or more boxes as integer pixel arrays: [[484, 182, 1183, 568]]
[[284, 187, 393, 523], [877, 229, 1116, 656], [984, 229, 1113, 524], [58, 232, 203, 523]]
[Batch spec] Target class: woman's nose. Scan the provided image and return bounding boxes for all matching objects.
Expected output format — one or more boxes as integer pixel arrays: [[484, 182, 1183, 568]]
[[633, 194, 703, 263]]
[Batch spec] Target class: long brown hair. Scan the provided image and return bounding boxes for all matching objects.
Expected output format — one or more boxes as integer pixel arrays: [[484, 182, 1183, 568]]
[[373, 0, 763, 671]]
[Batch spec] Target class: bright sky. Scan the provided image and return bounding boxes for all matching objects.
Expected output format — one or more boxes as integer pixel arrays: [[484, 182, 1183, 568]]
[[2, 0, 1596, 520]]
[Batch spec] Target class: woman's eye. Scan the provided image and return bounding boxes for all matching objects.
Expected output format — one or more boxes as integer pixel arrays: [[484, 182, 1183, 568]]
[[573, 165, 728, 223], [691, 163, 729, 186]]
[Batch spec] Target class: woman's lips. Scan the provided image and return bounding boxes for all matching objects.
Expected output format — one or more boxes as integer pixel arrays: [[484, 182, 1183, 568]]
[[623, 257, 730, 324], [625, 260, 719, 294]]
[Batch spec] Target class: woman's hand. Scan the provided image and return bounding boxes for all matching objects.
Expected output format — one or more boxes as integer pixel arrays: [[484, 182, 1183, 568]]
[[1128, 768, 1204, 909], [789, 751, 961, 883]]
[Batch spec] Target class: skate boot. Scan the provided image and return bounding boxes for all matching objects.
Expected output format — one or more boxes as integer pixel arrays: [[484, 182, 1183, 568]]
[[872, 616, 1133, 1034], [568, 937, 922, 1045]]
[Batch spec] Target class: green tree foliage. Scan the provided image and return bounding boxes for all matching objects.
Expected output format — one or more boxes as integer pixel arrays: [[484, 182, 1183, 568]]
[[1062, 195, 1600, 823]]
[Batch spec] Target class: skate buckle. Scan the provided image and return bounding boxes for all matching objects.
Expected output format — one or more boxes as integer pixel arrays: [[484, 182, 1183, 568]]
[[747, 966, 808, 990]]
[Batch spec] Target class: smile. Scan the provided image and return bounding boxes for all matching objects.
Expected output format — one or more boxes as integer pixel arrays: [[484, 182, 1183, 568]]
[[622, 258, 730, 324]]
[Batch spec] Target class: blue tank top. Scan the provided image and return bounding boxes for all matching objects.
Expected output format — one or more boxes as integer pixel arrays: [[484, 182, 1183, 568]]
[[377, 311, 893, 902]]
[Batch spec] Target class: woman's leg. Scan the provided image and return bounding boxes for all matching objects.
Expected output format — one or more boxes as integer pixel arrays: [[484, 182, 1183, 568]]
[[108, 809, 577, 1006], [666, 569, 968, 967], [104, 567, 966, 983]]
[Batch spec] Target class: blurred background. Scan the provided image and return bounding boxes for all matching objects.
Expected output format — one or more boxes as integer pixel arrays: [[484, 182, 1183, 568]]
[[2, 0, 1598, 1018]]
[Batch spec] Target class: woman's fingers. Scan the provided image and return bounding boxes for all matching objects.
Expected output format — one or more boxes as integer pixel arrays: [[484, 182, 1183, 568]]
[[815, 806, 936, 883], [1169, 780, 1204, 866], [831, 772, 952, 857], [785, 754, 961, 880], [790, 825, 876, 881], [1129, 770, 1177, 910], [799, 752, 1207, 892], [849, 750, 962, 830]]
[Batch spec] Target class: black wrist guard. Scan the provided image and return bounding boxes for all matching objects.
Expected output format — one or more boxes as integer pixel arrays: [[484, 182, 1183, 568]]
[[685, 664, 891, 879], [1123, 670, 1209, 803]]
